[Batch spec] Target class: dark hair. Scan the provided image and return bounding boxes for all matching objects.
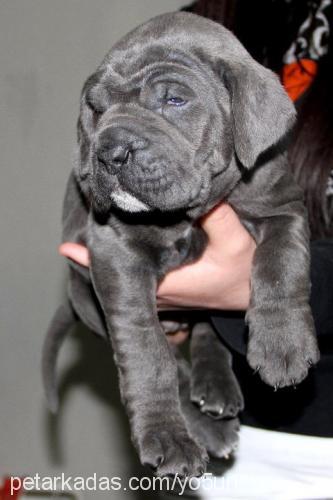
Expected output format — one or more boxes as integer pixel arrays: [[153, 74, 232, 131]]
[[183, 0, 333, 238], [290, 54, 333, 239]]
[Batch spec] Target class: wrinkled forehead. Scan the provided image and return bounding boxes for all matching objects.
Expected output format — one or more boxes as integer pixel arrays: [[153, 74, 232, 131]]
[[97, 12, 245, 84], [103, 45, 206, 88]]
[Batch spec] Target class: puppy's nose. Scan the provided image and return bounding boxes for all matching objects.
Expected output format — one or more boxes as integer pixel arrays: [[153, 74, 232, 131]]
[[109, 144, 131, 167], [98, 144, 131, 171]]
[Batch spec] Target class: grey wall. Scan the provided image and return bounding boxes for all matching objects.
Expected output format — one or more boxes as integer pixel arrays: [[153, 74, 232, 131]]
[[0, 1, 186, 498]]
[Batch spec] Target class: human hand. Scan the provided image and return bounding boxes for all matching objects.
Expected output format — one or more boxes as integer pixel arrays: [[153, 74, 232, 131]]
[[156, 203, 255, 311], [59, 203, 255, 311]]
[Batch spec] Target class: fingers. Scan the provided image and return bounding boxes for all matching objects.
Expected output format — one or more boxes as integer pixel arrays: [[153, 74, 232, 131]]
[[58, 242, 90, 267], [58, 204, 242, 267]]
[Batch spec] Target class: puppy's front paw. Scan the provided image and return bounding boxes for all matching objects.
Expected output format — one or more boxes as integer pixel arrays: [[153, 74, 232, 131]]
[[191, 371, 244, 419], [247, 307, 320, 388], [138, 426, 208, 478]]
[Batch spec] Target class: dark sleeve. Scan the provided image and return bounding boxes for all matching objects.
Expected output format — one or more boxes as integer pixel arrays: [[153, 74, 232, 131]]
[[210, 238, 333, 437]]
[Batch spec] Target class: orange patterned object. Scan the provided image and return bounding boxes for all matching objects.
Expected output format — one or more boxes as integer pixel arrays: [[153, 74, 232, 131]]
[[282, 59, 318, 102]]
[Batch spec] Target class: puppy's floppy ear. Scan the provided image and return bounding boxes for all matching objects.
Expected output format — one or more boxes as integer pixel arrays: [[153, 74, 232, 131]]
[[223, 57, 296, 168]]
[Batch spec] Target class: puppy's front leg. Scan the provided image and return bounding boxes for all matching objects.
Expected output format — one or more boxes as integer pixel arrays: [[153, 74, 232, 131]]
[[88, 222, 208, 478], [244, 208, 320, 388]]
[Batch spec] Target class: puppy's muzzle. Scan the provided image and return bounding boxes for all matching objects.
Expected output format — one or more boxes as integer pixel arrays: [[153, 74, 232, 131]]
[[93, 120, 202, 213], [97, 126, 147, 175]]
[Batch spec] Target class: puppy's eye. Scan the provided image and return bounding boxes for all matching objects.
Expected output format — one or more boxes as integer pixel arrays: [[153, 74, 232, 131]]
[[166, 96, 186, 107]]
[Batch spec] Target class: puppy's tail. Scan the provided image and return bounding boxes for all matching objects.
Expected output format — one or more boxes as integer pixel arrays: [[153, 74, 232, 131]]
[[42, 301, 76, 413]]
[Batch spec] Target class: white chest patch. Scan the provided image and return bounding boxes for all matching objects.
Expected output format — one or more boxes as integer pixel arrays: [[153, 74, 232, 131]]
[[110, 189, 150, 213]]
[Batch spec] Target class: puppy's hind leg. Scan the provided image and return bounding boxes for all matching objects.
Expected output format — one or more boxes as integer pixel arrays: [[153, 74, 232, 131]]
[[190, 322, 244, 419], [173, 346, 240, 459], [42, 300, 77, 413]]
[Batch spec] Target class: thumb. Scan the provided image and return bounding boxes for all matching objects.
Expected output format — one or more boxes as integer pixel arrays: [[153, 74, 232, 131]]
[[59, 242, 90, 267], [200, 202, 243, 242]]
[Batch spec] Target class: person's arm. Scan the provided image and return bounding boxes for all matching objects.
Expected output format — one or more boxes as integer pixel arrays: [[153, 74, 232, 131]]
[[59, 203, 255, 311]]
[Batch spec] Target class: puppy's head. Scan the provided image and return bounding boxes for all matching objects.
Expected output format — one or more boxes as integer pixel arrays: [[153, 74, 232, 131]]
[[76, 12, 295, 215]]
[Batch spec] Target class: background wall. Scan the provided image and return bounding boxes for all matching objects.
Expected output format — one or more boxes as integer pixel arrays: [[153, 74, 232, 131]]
[[0, 1, 186, 498]]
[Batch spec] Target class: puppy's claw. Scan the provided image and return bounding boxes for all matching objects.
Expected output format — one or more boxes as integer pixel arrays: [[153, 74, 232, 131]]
[[199, 398, 205, 407], [197, 466, 205, 477], [218, 406, 224, 417], [253, 365, 261, 375]]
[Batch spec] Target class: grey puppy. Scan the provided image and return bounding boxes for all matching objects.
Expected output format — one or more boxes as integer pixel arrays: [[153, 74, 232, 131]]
[[42, 12, 320, 477]]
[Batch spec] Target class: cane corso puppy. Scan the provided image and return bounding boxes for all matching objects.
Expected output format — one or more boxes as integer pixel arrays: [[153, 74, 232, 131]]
[[42, 12, 320, 477]]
